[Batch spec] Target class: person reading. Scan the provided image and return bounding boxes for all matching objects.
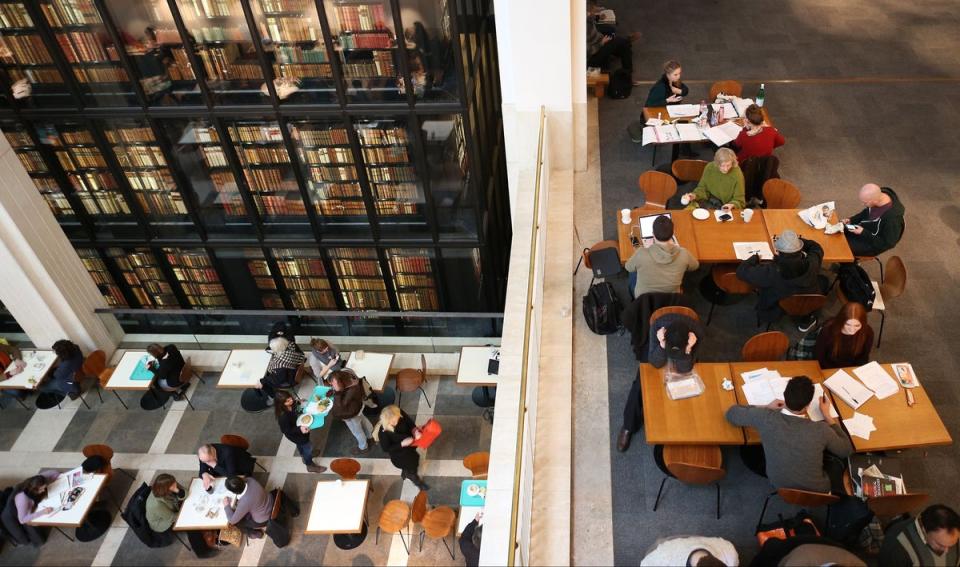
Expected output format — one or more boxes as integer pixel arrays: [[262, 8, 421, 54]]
[[814, 302, 874, 369], [880, 504, 960, 567], [733, 104, 785, 163]]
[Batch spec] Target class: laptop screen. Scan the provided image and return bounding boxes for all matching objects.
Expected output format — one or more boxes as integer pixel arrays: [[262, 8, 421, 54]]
[[637, 212, 672, 239]]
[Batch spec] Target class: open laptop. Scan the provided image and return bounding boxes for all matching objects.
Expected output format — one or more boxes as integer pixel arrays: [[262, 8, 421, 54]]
[[633, 212, 679, 246]]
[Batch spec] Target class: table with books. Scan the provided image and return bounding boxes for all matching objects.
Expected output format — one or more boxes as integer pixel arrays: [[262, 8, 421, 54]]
[[689, 209, 772, 263], [640, 100, 773, 162]]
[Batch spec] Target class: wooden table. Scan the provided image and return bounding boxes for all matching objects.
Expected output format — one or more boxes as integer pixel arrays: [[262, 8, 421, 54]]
[[762, 209, 854, 263], [640, 363, 745, 445], [643, 105, 773, 127], [616, 208, 699, 265], [346, 352, 394, 392], [456, 346, 499, 386], [831, 364, 952, 452], [105, 351, 156, 410], [729, 360, 828, 444], [305, 479, 370, 534], [217, 349, 272, 389], [690, 209, 771, 263], [174, 477, 232, 531], [586, 73, 609, 97], [0, 350, 56, 391], [29, 467, 107, 540]]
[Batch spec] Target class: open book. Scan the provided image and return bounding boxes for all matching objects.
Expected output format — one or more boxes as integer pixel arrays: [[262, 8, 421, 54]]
[[703, 121, 742, 146]]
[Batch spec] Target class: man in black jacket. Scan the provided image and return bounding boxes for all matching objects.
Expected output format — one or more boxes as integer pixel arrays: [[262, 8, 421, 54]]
[[198, 443, 256, 490], [841, 184, 905, 257], [146, 343, 186, 399]]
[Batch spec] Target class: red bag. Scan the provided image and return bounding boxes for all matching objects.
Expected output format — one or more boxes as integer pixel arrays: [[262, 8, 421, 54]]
[[412, 418, 442, 448]]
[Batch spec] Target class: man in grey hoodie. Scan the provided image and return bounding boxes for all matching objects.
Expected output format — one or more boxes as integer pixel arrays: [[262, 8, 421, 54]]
[[625, 215, 699, 299]]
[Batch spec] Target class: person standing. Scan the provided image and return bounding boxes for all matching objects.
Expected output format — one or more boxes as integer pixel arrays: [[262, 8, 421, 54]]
[[841, 183, 905, 257], [374, 405, 429, 490], [327, 370, 374, 455], [814, 302, 874, 369], [625, 215, 699, 299], [274, 390, 326, 473], [145, 474, 185, 534]]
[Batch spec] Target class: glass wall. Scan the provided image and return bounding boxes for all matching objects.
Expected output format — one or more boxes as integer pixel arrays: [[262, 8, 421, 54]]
[[0, 2, 72, 107], [324, 0, 404, 103]]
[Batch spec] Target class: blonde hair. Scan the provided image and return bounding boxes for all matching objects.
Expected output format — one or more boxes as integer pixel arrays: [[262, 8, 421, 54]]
[[372, 405, 402, 442], [713, 148, 737, 167]]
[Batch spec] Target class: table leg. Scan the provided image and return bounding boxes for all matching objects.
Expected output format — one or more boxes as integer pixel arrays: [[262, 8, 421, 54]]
[[55, 526, 75, 542], [112, 390, 129, 410]]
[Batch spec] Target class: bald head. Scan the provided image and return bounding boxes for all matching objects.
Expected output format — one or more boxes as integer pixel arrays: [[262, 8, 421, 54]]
[[858, 183, 889, 207]]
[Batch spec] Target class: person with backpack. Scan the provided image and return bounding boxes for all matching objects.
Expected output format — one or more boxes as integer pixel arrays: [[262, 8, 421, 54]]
[[814, 302, 874, 369], [841, 184, 905, 257], [625, 215, 699, 299]]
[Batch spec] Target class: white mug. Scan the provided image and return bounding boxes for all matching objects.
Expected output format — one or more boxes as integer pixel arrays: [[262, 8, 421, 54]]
[[680, 194, 692, 206], [741, 208, 754, 223], [620, 208, 631, 224]]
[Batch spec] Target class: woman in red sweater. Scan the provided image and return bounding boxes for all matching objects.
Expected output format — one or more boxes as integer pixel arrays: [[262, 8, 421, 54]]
[[734, 104, 785, 163]]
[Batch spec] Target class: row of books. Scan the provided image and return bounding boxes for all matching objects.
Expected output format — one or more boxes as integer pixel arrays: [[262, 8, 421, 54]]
[[219, 195, 247, 216], [244, 167, 297, 191], [74, 66, 128, 83], [302, 147, 353, 164], [290, 290, 336, 309], [275, 44, 328, 63], [171, 267, 219, 283], [168, 49, 195, 80], [310, 181, 362, 198], [106, 127, 154, 144], [309, 165, 357, 182], [194, 26, 247, 43], [76, 192, 130, 216], [41, 194, 76, 216], [16, 151, 47, 173], [9, 68, 63, 84], [332, 259, 380, 277], [210, 171, 240, 191], [341, 290, 389, 309], [274, 62, 332, 79], [339, 32, 392, 49], [317, 200, 365, 216], [329, 247, 377, 260], [341, 56, 394, 78], [258, 0, 310, 13], [183, 293, 231, 307], [362, 146, 407, 163], [240, 146, 290, 164], [253, 276, 277, 290], [42, 0, 101, 27], [56, 32, 112, 63], [262, 16, 319, 42], [194, 127, 220, 143], [375, 201, 417, 215], [3, 131, 32, 148], [389, 255, 432, 273], [58, 149, 106, 169], [201, 146, 229, 168], [397, 289, 438, 311], [255, 194, 307, 216], [275, 257, 326, 276], [283, 277, 332, 291], [181, 0, 234, 19], [199, 50, 262, 81], [393, 273, 434, 288], [115, 146, 167, 168], [34, 177, 61, 191], [454, 115, 468, 174], [357, 126, 407, 145], [125, 170, 175, 191], [60, 130, 93, 144], [334, 4, 388, 32], [247, 259, 273, 276], [0, 4, 33, 28], [232, 124, 284, 143], [166, 250, 214, 268], [366, 165, 415, 183], [68, 171, 115, 191], [0, 35, 54, 65], [135, 192, 188, 216], [293, 126, 349, 146], [374, 182, 418, 200]]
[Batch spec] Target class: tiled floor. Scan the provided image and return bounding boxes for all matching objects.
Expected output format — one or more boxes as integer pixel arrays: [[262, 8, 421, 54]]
[[0, 373, 490, 566]]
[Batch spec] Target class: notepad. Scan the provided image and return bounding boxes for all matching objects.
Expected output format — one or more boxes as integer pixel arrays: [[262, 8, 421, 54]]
[[666, 104, 700, 118], [807, 384, 839, 422], [675, 123, 706, 141], [733, 242, 773, 260], [742, 375, 790, 406], [703, 121, 742, 146], [853, 361, 900, 400], [710, 102, 738, 117], [824, 369, 874, 409]]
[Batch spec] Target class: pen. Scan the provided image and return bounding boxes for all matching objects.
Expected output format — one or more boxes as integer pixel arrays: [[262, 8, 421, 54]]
[[841, 385, 859, 405]]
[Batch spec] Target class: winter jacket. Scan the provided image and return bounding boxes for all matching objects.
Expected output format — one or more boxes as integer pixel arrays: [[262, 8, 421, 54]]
[[330, 375, 365, 419], [645, 74, 689, 107], [846, 187, 905, 256], [736, 239, 824, 324]]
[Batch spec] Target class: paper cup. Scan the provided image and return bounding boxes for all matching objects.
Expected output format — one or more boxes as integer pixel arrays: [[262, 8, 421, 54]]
[[620, 208, 631, 224]]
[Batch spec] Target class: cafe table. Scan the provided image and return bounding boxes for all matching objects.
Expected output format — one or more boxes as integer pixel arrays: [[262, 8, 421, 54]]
[[346, 352, 394, 392], [0, 350, 57, 391], [306, 479, 370, 547], [29, 467, 107, 542], [217, 349, 272, 389], [762, 209, 854, 263], [300, 385, 334, 431], [174, 477, 232, 531], [689, 209, 771, 263], [104, 350, 156, 410], [641, 105, 774, 162], [831, 363, 952, 452], [456, 346, 500, 387], [616, 208, 699, 265], [457, 479, 486, 536]]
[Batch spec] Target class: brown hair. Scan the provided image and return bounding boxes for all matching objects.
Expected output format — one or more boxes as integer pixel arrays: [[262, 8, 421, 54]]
[[824, 302, 871, 361], [151, 474, 177, 497], [274, 389, 296, 419], [310, 338, 329, 350], [744, 104, 764, 126], [663, 60, 681, 75]]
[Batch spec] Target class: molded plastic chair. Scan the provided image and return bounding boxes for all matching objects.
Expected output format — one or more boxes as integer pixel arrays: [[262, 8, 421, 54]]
[[867, 493, 928, 525], [671, 159, 708, 184], [220, 434, 268, 473], [412, 490, 428, 524], [638, 171, 678, 209], [709, 80, 743, 100], [376, 500, 411, 554], [741, 331, 790, 362], [757, 488, 840, 533], [75, 350, 107, 408], [330, 458, 361, 480], [462, 452, 489, 480], [704, 265, 755, 325], [762, 179, 802, 209], [396, 354, 430, 408], [649, 306, 699, 326], [653, 445, 726, 519], [420, 506, 457, 559], [775, 294, 828, 329]]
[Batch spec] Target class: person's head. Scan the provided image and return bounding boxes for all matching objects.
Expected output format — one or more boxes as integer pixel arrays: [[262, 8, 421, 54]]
[[225, 476, 246, 496], [17, 475, 49, 502], [663, 60, 682, 83], [52, 339, 80, 360], [783, 375, 815, 413], [773, 230, 803, 256], [151, 473, 177, 498], [713, 148, 737, 174], [686, 549, 727, 567], [830, 301, 868, 337], [744, 104, 764, 126], [273, 389, 297, 418], [146, 343, 164, 358], [919, 505, 960, 555], [652, 215, 674, 243], [81, 455, 106, 474], [663, 320, 692, 358], [373, 404, 403, 442], [269, 336, 289, 353], [858, 183, 886, 207], [328, 370, 351, 391], [197, 444, 217, 466], [310, 338, 330, 353]]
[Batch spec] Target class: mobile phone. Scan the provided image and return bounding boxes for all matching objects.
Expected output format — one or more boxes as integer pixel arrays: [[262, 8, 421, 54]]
[[845, 224, 858, 231], [629, 235, 639, 246], [718, 212, 733, 222]]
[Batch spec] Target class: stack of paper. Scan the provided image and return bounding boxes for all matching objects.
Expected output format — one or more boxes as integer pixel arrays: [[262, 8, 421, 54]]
[[824, 369, 874, 409], [732, 97, 755, 117], [666, 104, 700, 118], [740, 368, 789, 406], [807, 383, 840, 422], [798, 201, 836, 230], [703, 121, 742, 146], [843, 412, 876, 440], [853, 362, 900, 399], [733, 242, 774, 260], [710, 102, 738, 117]]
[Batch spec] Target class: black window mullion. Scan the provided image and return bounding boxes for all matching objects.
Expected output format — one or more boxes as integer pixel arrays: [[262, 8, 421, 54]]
[[405, 112, 440, 243], [446, 0, 470, 108], [165, 0, 216, 111], [387, 0, 416, 108], [93, 0, 150, 109], [211, 117, 265, 240], [86, 119, 156, 239], [376, 246, 401, 312], [344, 115, 382, 241], [313, 0, 348, 109], [261, 246, 296, 310], [95, 246, 142, 307], [238, 0, 280, 109], [21, 0, 86, 109], [145, 116, 208, 241], [153, 244, 191, 308], [274, 115, 325, 241], [431, 245, 449, 311], [318, 247, 348, 311]]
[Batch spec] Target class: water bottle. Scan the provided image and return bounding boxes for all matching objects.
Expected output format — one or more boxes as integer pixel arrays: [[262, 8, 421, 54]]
[[717, 105, 725, 123], [708, 103, 717, 127], [698, 100, 707, 128], [756, 83, 766, 107]]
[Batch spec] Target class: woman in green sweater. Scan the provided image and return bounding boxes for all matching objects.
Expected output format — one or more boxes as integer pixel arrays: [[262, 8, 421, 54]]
[[682, 148, 745, 210], [146, 474, 185, 533]]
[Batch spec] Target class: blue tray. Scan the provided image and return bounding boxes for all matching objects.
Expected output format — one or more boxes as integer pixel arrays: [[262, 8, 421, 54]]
[[301, 385, 332, 430], [130, 357, 155, 381], [459, 479, 487, 507]]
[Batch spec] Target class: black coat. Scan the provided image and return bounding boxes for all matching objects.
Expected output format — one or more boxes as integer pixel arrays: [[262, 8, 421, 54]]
[[622, 292, 687, 360], [278, 408, 310, 446], [121, 483, 175, 548], [378, 410, 420, 473], [460, 519, 481, 567], [736, 239, 824, 324], [198, 443, 256, 478], [645, 74, 689, 107], [151, 344, 185, 388]]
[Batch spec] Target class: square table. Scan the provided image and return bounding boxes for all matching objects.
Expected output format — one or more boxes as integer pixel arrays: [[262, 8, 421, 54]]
[[305, 479, 370, 534], [640, 363, 744, 445], [29, 467, 107, 537], [456, 346, 500, 386], [762, 209, 854, 263], [346, 352, 394, 392], [690, 209, 771, 263], [105, 350, 156, 410], [832, 364, 952, 452], [640, 106, 774, 162], [457, 479, 486, 536], [174, 477, 232, 531], [217, 349, 272, 389], [729, 360, 829, 444], [616, 208, 699, 265], [0, 350, 56, 390]]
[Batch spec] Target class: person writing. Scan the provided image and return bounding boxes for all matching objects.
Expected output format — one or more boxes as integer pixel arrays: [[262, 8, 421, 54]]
[[197, 443, 256, 490], [725, 376, 853, 494], [1, 470, 61, 546], [274, 390, 326, 472], [814, 302, 874, 369], [841, 183, 905, 257], [733, 104, 785, 163], [645, 60, 688, 106], [879, 504, 960, 567], [374, 405, 429, 490], [145, 474, 185, 534], [222, 476, 274, 539], [624, 215, 699, 299], [679, 148, 745, 211]]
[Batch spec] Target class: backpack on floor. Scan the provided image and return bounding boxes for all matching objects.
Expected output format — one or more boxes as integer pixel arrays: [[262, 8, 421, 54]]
[[583, 282, 622, 334], [607, 69, 632, 99], [837, 264, 875, 311], [756, 510, 821, 546]]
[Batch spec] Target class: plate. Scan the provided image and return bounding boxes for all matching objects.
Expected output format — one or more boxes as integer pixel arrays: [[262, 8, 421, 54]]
[[467, 483, 481, 497], [692, 208, 710, 220], [297, 414, 313, 427]]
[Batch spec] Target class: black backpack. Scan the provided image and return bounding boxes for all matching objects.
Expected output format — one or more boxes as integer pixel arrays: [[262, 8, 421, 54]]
[[837, 264, 875, 311], [607, 69, 632, 99], [583, 282, 622, 334], [121, 483, 174, 549]]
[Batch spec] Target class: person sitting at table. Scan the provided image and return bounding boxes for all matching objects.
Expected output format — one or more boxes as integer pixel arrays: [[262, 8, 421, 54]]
[[586, 12, 642, 87], [0, 470, 61, 546], [258, 335, 306, 398], [736, 230, 825, 330], [640, 534, 738, 567], [145, 343, 187, 400], [197, 443, 256, 490], [274, 390, 326, 473], [814, 302, 874, 369], [725, 376, 853, 494], [460, 513, 483, 567], [879, 504, 960, 567], [145, 474, 185, 534], [677, 148, 745, 211], [307, 338, 343, 383], [0, 340, 27, 404], [841, 183, 906, 257], [625, 215, 699, 299], [327, 370, 374, 455], [645, 60, 689, 106], [374, 404, 429, 490], [222, 476, 274, 539], [618, 311, 704, 452], [36, 339, 83, 406], [733, 104, 785, 164]]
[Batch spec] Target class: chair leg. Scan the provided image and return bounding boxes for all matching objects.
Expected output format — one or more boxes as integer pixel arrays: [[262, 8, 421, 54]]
[[418, 385, 432, 409], [875, 257, 884, 283], [15, 396, 30, 410], [442, 535, 456, 560], [653, 476, 668, 512], [175, 532, 191, 552], [256, 462, 269, 474], [398, 529, 410, 555], [419, 530, 424, 552], [54, 526, 75, 542], [185, 394, 196, 411], [95, 384, 103, 404], [716, 483, 721, 520], [112, 390, 129, 410], [755, 492, 775, 534], [78, 393, 91, 410], [876, 311, 886, 348], [375, 526, 380, 545], [397, 391, 402, 406]]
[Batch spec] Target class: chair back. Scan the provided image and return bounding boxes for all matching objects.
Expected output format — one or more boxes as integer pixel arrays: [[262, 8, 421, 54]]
[[880, 256, 906, 299], [649, 306, 699, 326], [866, 493, 929, 521], [412, 490, 429, 524], [463, 451, 490, 479], [778, 294, 827, 317], [220, 434, 250, 451], [711, 265, 754, 295], [295, 364, 307, 386], [271, 488, 284, 520], [179, 357, 193, 384], [741, 331, 790, 362], [98, 367, 114, 388], [663, 445, 725, 485], [583, 240, 619, 271], [422, 506, 457, 538], [777, 488, 840, 508], [671, 159, 708, 183], [82, 350, 106, 379], [638, 171, 678, 208], [379, 500, 411, 533], [709, 80, 743, 100], [762, 179, 802, 209], [420, 353, 427, 377], [330, 458, 361, 480], [82, 444, 115, 479]]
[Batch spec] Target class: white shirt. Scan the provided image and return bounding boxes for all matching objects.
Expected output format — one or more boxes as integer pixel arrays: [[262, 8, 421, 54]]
[[781, 408, 807, 419], [640, 536, 739, 567]]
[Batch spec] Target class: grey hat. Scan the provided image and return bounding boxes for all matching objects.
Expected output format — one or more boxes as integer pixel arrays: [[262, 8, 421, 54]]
[[774, 230, 803, 253]]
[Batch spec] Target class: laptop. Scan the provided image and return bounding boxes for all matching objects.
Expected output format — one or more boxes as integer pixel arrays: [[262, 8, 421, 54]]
[[633, 212, 678, 245]]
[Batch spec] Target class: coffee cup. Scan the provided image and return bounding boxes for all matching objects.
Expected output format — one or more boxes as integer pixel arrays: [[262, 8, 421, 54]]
[[355, 350, 365, 360], [620, 208, 631, 224], [680, 194, 691, 206], [741, 208, 754, 223]]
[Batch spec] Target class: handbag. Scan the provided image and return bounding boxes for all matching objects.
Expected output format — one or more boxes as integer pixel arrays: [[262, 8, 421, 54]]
[[218, 524, 244, 547], [412, 418, 442, 449]]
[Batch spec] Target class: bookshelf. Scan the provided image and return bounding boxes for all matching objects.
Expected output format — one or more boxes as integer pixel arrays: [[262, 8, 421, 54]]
[[104, 120, 188, 219], [2, 123, 75, 219], [271, 247, 337, 309], [107, 247, 179, 308], [0, 2, 71, 107], [387, 248, 438, 311], [164, 247, 231, 308], [355, 119, 423, 221], [241, 248, 283, 308], [77, 248, 128, 307], [328, 247, 390, 309], [325, 0, 403, 102]]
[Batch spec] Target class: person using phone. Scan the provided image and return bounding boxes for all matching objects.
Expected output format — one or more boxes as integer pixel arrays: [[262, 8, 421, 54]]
[[645, 60, 689, 106], [586, 11, 642, 87], [306, 338, 343, 382], [678, 148, 745, 210], [841, 183, 905, 257]]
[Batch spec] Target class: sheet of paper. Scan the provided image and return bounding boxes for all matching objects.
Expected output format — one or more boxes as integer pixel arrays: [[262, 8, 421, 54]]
[[853, 361, 900, 399], [733, 97, 755, 117], [703, 121, 742, 146], [654, 125, 681, 143], [733, 241, 774, 261], [641, 126, 657, 146], [807, 383, 840, 422], [741, 368, 769, 383], [675, 123, 705, 141], [824, 369, 874, 409], [710, 102, 738, 117], [891, 363, 918, 388], [843, 411, 876, 440], [666, 104, 700, 118], [741, 376, 789, 406]]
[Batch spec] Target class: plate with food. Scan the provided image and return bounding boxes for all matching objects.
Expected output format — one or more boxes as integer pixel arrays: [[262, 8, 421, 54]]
[[297, 414, 314, 427], [315, 397, 332, 415]]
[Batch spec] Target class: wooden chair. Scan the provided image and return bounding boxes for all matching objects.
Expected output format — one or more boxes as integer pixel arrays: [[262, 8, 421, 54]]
[[412, 490, 428, 524], [98, 367, 127, 410], [220, 434, 268, 473], [741, 331, 790, 362], [81, 443, 128, 511], [704, 265, 755, 325], [578, 240, 621, 283], [376, 499, 411, 554], [396, 354, 430, 408], [420, 505, 457, 559], [649, 306, 699, 327], [762, 179, 802, 209], [463, 452, 489, 480], [330, 458, 361, 480], [653, 445, 726, 519], [867, 493, 928, 526], [757, 488, 840, 533], [875, 256, 905, 348], [775, 294, 827, 330], [638, 171, 678, 209], [671, 159, 708, 183], [75, 350, 106, 408], [709, 80, 743, 100]]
